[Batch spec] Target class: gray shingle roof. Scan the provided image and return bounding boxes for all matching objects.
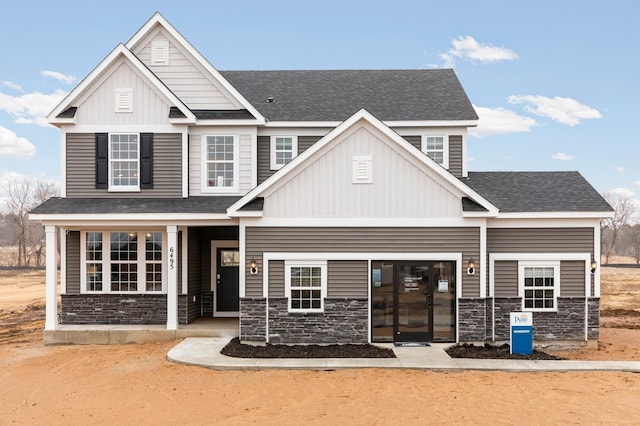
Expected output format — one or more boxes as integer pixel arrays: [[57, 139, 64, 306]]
[[463, 172, 613, 213], [30, 196, 241, 215], [220, 69, 478, 122]]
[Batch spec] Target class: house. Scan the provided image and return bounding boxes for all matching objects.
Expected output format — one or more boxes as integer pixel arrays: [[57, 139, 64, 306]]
[[31, 13, 613, 346]]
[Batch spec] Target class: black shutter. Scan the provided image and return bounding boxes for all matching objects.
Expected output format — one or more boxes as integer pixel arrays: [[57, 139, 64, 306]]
[[140, 133, 153, 189], [95, 133, 108, 189]]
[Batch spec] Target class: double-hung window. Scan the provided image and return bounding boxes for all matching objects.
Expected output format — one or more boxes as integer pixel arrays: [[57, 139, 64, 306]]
[[285, 261, 327, 313], [519, 261, 559, 311], [109, 133, 139, 190], [204, 135, 238, 192], [421, 135, 448, 169], [82, 231, 165, 293], [270, 136, 297, 170]]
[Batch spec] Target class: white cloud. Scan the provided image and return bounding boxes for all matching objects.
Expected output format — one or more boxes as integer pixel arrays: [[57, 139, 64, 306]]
[[0, 89, 67, 127], [2, 81, 23, 92], [508, 95, 602, 126], [469, 105, 537, 137], [609, 187, 635, 199], [635, 181, 640, 187], [440, 36, 518, 67], [0, 125, 36, 159], [552, 152, 574, 161], [614, 166, 627, 173], [41, 70, 76, 85]]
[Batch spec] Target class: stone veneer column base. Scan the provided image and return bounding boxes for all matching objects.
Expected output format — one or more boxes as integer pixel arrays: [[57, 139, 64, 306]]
[[240, 297, 267, 342], [458, 298, 488, 342]]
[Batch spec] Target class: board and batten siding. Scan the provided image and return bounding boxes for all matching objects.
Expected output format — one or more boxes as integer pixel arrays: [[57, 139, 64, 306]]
[[66, 231, 81, 294], [245, 227, 480, 297], [133, 31, 241, 110], [487, 228, 594, 253], [257, 135, 322, 184], [75, 60, 171, 125], [189, 131, 253, 195], [66, 133, 182, 198], [262, 126, 462, 218]]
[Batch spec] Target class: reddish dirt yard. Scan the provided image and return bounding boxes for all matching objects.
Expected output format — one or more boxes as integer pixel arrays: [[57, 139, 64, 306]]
[[1, 267, 640, 425]]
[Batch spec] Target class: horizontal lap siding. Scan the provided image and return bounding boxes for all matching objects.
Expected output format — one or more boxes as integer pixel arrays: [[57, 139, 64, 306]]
[[66, 133, 182, 198], [246, 227, 480, 297], [494, 260, 517, 297], [66, 231, 81, 294], [403, 136, 421, 150], [561, 261, 585, 297], [449, 135, 463, 177], [328, 260, 368, 298], [487, 228, 594, 253], [268, 260, 284, 297]]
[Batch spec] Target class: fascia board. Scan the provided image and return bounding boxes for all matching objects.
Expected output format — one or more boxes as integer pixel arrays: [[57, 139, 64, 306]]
[[496, 211, 615, 220], [264, 120, 479, 128], [47, 44, 195, 123], [29, 213, 234, 222], [125, 13, 265, 125], [196, 119, 264, 126], [228, 108, 498, 215]]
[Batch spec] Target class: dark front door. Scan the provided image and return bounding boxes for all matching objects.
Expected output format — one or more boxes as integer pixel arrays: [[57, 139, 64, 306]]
[[216, 248, 239, 313], [394, 262, 431, 343], [371, 260, 456, 343]]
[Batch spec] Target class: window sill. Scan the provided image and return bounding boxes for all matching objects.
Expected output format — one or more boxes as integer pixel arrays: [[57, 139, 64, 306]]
[[287, 309, 324, 315], [108, 187, 141, 193]]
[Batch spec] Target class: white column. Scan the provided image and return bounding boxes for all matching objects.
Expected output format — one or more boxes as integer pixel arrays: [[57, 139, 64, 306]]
[[45, 225, 58, 330], [167, 225, 178, 330]]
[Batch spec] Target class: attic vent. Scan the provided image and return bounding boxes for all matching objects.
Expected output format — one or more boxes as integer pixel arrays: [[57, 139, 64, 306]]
[[115, 88, 133, 113], [267, 97, 274, 103], [352, 155, 372, 184], [151, 40, 169, 65]]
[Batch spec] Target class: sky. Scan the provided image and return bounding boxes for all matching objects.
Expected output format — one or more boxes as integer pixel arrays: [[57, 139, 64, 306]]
[[0, 0, 638, 216]]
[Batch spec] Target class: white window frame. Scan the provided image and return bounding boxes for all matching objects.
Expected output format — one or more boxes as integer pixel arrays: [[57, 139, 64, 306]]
[[201, 135, 239, 193], [108, 133, 140, 192], [284, 260, 327, 313], [115, 88, 133, 113], [270, 136, 298, 170], [421, 134, 449, 169], [80, 230, 167, 294], [518, 260, 560, 312], [151, 40, 170, 66]]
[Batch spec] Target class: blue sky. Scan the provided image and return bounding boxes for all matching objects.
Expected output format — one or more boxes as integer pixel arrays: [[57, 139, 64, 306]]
[[0, 0, 638, 213]]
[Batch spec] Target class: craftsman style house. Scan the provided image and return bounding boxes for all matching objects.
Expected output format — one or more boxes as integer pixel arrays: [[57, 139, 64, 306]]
[[31, 13, 612, 346]]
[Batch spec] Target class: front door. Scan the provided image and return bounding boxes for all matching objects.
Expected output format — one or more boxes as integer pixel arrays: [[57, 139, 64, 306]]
[[215, 248, 239, 315], [371, 260, 456, 343]]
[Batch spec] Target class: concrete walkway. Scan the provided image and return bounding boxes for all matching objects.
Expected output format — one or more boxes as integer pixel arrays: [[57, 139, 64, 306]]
[[167, 337, 640, 372]]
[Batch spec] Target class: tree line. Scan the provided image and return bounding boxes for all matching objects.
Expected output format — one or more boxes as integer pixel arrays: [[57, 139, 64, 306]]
[[601, 194, 640, 264]]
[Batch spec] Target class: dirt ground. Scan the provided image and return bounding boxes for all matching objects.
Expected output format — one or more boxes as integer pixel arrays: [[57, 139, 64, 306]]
[[1, 267, 640, 425]]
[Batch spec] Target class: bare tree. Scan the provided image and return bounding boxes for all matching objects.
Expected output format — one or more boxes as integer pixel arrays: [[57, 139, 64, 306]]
[[628, 224, 640, 264], [601, 193, 636, 263], [3, 179, 59, 267]]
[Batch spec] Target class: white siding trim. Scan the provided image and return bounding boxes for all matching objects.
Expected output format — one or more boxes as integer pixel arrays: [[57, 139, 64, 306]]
[[60, 130, 67, 197], [479, 222, 487, 298], [239, 222, 246, 298], [182, 129, 188, 198], [180, 226, 188, 295], [60, 227, 66, 295]]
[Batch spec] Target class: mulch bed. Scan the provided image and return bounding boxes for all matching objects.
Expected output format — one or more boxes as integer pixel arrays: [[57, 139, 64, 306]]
[[446, 343, 565, 360], [221, 338, 396, 358]]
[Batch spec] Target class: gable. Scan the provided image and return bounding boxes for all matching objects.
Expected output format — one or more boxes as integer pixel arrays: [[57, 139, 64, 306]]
[[260, 123, 464, 218], [73, 58, 172, 125], [130, 25, 242, 110]]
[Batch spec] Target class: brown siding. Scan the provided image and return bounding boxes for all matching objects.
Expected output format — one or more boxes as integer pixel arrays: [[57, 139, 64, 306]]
[[487, 228, 594, 253], [66, 231, 81, 294], [66, 133, 182, 198], [187, 229, 201, 322], [561, 260, 585, 297], [449, 135, 463, 177], [328, 260, 368, 298], [494, 260, 517, 297], [257, 135, 322, 184], [402, 136, 421, 150], [246, 227, 480, 297], [268, 260, 284, 297]]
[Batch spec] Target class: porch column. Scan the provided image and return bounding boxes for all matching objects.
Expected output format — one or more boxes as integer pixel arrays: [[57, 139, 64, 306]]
[[167, 225, 178, 330], [44, 225, 58, 330]]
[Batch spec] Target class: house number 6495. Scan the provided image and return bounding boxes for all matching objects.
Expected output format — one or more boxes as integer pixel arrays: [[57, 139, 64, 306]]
[[169, 246, 175, 270]]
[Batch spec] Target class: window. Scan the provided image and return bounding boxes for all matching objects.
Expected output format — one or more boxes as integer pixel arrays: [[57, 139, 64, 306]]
[[421, 135, 448, 168], [270, 136, 297, 170], [115, 88, 133, 113], [151, 40, 169, 65], [81, 231, 165, 293], [204, 135, 238, 192], [109, 133, 139, 191], [519, 261, 559, 311], [285, 261, 327, 312]]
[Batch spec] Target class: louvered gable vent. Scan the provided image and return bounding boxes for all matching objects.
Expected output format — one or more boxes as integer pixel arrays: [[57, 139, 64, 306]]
[[115, 88, 132, 113], [151, 40, 169, 65], [352, 155, 372, 184]]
